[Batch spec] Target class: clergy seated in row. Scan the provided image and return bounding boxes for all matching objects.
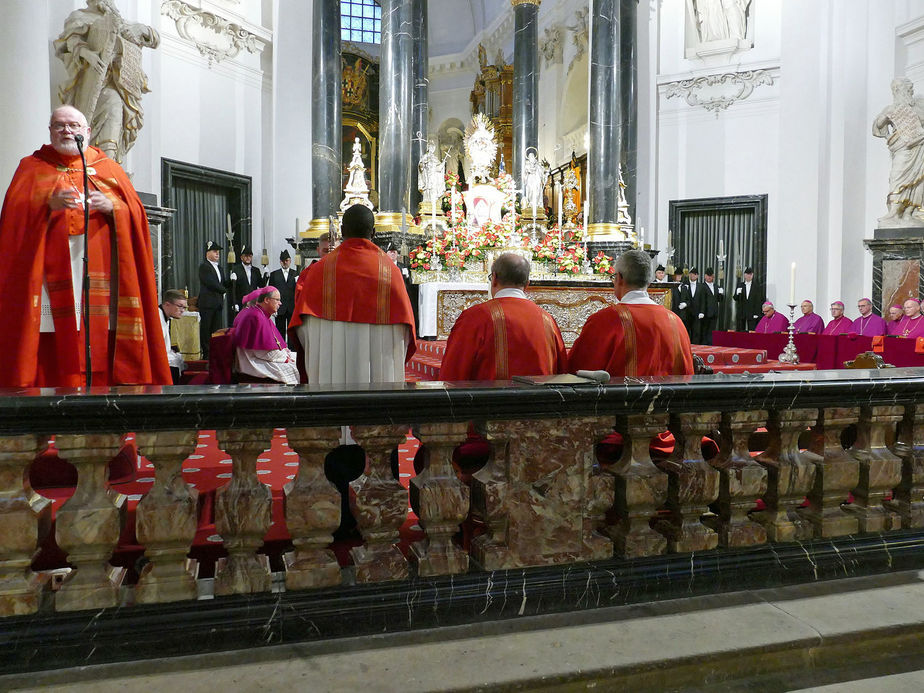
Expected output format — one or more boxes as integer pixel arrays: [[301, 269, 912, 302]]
[[289, 204, 416, 385], [894, 298, 924, 338], [231, 286, 298, 385], [853, 298, 888, 336], [755, 301, 789, 333], [887, 304, 904, 334], [569, 249, 695, 377], [822, 301, 854, 335], [793, 300, 824, 334], [439, 252, 568, 381]]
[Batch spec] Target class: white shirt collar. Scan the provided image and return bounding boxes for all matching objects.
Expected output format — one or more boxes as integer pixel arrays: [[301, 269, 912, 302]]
[[619, 288, 656, 305], [492, 287, 528, 300], [209, 259, 219, 268]]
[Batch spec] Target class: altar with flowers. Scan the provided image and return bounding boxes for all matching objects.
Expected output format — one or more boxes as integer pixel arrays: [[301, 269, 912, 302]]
[[409, 114, 635, 338]]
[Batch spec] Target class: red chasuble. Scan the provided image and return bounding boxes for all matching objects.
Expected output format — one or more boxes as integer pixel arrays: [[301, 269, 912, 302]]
[[568, 304, 694, 377], [289, 237, 416, 359], [0, 145, 170, 388], [439, 296, 569, 381]]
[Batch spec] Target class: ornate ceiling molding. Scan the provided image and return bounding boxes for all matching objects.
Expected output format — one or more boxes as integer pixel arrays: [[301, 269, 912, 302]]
[[663, 69, 774, 114], [161, 0, 266, 67]]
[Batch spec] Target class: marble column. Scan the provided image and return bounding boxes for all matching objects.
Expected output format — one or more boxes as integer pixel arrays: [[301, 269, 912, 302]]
[[378, 0, 414, 235], [587, 0, 622, 241], [308, 0, 342, 239], [0, 0, 50, 192], [409, 0, 429, 213], [512, 0, 541, 189], [619, 0, 638, 226]]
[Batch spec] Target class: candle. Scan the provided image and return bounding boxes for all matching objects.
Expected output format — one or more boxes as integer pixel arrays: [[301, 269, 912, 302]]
[[227, 213, 232, 237], [640, 226, 645, 246], [789, 262, 796, 305], [719, 238, 724, 256], [583, 200, 589, 228], [296, 217, 300, 236], [557, 184, 563, 229], [668, 229, 673, 250]]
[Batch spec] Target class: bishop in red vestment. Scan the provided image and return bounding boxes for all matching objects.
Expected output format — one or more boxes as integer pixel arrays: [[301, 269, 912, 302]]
[[0, 106, 170, 388], [440, 253, 568, 381], [569, 249, 694, 377]]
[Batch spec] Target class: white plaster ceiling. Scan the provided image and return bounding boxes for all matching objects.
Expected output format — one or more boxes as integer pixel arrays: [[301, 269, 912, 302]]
[[428, 0, 509, 57]]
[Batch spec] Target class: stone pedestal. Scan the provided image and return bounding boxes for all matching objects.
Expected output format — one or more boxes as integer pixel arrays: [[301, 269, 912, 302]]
[[863, 227, 924, 314], [846, 405, 904, 533], [284, 427, 343, 590], [54, 434, 124, 612], [711, 411, 768, 547], [134, 431, 199, 604]]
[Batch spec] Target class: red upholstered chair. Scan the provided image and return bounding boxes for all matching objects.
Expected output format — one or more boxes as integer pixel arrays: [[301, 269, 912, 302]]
[[207, 328, 235, 384]]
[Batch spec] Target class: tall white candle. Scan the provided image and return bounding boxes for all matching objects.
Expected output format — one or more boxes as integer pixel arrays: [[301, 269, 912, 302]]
[[640, 226, 645, 246], [790, 262, 796, 305], [719, 238, 724, 256], [583, 200, 589, 228], [557, 184, 563, 229], [296, 217, 300, 236]]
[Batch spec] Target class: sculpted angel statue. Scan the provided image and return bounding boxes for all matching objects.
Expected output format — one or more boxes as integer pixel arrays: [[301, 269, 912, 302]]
[[55, 0, 159, 163], [464, 113, 498, 182]]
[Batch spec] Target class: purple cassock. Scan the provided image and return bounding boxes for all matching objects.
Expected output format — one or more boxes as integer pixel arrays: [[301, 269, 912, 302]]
[[793, 312, 824, 334], [896, 315, 924, 339], [852, 313, 888, 337], [822, 316, 854, 336], [755, 311, 789, 333], [232, 305, 288, 351], [888, 319, 904, 335]]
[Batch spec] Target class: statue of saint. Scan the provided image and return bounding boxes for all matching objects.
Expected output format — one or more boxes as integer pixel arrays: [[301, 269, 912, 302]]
[[522, 151, 549, 213], [55, 0, 159, 164], [694, 0, 751, 43], [340, 137, 373, 212], [873, 77, 924, 226], [417, 141, 444, 206]]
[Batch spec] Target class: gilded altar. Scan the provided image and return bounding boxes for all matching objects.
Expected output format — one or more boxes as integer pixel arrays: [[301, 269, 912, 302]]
[[430, 284, 672, 343]]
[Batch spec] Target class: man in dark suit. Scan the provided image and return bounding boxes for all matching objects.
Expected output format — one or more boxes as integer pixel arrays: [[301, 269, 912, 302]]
[[197, 240, 234, 359], [694, 267, 723, 344], [680, 267, 700, 340], [385, 243, 419, 331], [231, 245, 266, 314], [733, 266, 764, 331], [268, 249, 297, 348], [670, 268, 689, 327]]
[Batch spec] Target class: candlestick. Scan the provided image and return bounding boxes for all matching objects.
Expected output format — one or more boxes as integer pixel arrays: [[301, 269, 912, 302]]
[[789, 262, 796, 305], [557, 184, 563, 229]]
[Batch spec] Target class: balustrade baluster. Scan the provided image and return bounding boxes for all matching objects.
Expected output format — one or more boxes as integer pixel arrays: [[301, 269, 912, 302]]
[[214, 429, 273, 596], [659, 412, 720, 552], [601, 414, 669, 558], [800, 408, 859, 538], [133, 431, 198, 604], [711, 411, 767, 547], [754, 409, 819, 542], [847, 405, 903, 532], [350, 425, 410, 583], [410, 422, 470, 577], [887, 403, 924, 528], [0, 435, 46, 615], [583, 419, 616, 560], [284, 427, 343, 589], [54, 433, 123, 611]]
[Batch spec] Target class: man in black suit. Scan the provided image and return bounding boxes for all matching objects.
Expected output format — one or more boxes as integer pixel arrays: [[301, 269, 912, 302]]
[[197, 240, 234, 359], [680, 267, 700, 340], [733, 266, 764, 331], [670, 268, 689, 327], [694, 267, 723, 344], [268, 249, 297, 348], [231, 245, 266, 314], [385, 243, 419, 331]]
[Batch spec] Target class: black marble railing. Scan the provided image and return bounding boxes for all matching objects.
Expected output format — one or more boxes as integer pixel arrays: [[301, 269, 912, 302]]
[[1, 368, 924, 673]]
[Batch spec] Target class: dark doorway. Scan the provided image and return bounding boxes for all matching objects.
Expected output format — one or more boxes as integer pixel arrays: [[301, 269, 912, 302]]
[[669, 194, 768, 331], [161, 159, 252, 308]]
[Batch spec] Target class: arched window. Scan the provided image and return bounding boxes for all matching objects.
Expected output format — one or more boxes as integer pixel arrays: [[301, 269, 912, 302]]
[[341, 0, 381, 44]]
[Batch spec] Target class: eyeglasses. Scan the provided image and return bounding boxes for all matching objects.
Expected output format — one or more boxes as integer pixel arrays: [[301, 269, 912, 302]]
[[50, 122, 86, 132], [168, 302, 188, 310]]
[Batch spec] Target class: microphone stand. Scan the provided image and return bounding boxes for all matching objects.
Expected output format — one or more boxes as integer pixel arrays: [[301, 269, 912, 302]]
[[75, 134, 92, 389]]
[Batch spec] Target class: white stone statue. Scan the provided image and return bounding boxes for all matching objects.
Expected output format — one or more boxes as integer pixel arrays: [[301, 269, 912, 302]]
[[693, 0, 751, 43], [873, 77, 924, 227], [417, 140, 444, 206], [617, 164, 632, 226], [55, 0, 159, 163], [464, 113, 499, 182], [340, 137, 374, 212], [522, 150, 550, 214]]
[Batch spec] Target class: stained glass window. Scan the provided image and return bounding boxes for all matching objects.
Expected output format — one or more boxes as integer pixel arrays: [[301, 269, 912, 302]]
[[341, 0, 381, 44]]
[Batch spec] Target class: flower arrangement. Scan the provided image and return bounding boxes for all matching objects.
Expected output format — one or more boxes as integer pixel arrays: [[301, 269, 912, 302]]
[[591, 250, 615, 276], [556, 245, 585, 274], [409, 237, 444, 271]]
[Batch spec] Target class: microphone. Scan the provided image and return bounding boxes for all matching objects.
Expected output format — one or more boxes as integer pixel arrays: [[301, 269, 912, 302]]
[[74, 134, 84, 151]]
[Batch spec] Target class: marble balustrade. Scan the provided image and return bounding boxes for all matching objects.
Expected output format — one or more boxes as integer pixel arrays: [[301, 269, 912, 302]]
[[0, 368, 923, 618]]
